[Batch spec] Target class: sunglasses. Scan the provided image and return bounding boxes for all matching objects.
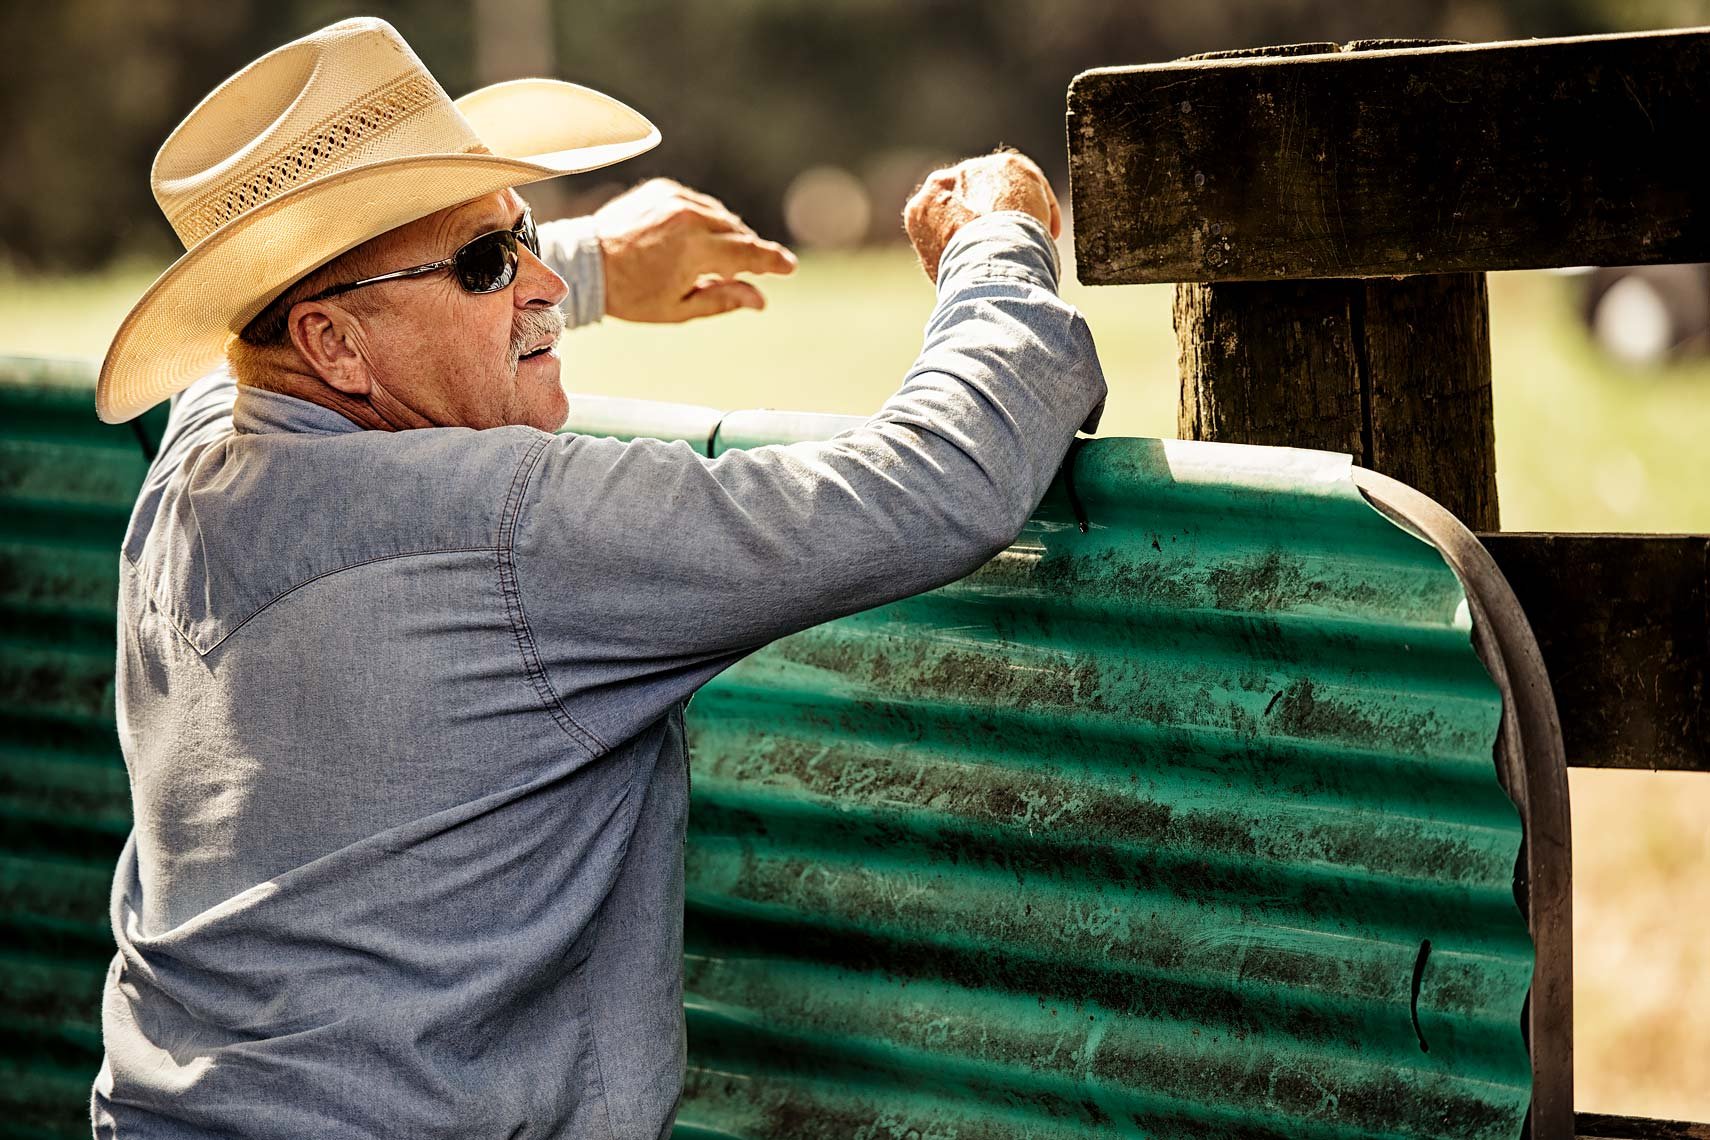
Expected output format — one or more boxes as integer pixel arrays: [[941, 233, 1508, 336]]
[[305, 209, 541, 302]]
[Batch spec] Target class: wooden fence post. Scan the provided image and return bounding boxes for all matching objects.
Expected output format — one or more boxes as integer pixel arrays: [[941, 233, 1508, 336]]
[[1175, 272, 1498, 529]]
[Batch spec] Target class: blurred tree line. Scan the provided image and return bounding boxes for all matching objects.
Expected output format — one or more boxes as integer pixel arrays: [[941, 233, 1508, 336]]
[[2, 0, 1704, 271]]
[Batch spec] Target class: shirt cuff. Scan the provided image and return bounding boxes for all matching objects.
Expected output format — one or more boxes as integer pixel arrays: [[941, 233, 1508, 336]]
[[934, 211, 1062, 297], [537, 216, 606, 329]]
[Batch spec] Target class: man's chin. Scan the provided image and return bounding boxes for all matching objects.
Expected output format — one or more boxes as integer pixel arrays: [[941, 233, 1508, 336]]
[[526, 382, 570, 433], [511, 349, 567, 430]]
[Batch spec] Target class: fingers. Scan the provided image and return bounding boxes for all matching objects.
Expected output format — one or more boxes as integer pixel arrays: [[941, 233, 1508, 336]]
[[678, 277, 765, 320], [636, 177, 728, 215], [674, 184, 733, 215], [902, 150, 1063, 284], [677, 202, 748, 236], [703, 231, 798, 277], [643, 178, 751, 237], [607, 178, 749, 238], [666, 194, 796, 273]]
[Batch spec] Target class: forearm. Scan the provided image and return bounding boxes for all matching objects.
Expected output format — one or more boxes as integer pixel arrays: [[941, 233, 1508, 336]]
[[536, 216, 606, 329], [867, 210, 1104, 540]]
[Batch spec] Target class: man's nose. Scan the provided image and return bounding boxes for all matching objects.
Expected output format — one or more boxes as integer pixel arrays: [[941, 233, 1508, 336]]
[[516, 246, 569, 310]]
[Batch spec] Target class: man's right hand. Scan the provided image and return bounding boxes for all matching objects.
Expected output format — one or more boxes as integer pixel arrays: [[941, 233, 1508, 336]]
[[594, 179, 797, 323], [903, 151, 1062, 284]]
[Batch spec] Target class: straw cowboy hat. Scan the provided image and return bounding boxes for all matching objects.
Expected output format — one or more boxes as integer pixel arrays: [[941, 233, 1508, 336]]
[[96, 16, 659, 423]]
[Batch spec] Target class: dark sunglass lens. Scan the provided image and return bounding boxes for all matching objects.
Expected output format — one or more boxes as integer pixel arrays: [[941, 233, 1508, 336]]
[[454, 230, 518, 293], [518, 213, 540, 257]]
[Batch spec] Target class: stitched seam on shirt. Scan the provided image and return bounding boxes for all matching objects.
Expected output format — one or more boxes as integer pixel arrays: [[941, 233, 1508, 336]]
[[188, 546, 500, 656], [951, 265, 1052, 287], [497, 436, 609, 757]]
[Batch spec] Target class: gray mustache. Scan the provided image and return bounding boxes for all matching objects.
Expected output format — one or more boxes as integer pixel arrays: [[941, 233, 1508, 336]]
[[510, 307, 566, 361]]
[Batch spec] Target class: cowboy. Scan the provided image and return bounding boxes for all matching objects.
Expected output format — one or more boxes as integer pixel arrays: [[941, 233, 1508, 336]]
[[94, 16, 1105, 1139]]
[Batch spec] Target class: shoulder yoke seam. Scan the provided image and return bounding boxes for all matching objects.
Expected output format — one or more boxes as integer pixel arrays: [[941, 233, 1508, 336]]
[[187, 546, 501, 656]]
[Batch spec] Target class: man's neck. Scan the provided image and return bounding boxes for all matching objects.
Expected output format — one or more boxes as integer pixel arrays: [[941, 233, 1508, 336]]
[[229, 353, 425, 432]]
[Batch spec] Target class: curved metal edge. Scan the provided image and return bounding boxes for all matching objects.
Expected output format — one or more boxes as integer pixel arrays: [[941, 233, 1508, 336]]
[[1352, 466, 1574, 1140]]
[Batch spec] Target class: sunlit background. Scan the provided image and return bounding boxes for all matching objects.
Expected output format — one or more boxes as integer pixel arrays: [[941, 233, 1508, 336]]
[[2, 0, 1707, 1122]]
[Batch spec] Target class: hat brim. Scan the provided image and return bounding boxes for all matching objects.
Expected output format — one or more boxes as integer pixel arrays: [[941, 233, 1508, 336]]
[[97, 79, 660, 423]]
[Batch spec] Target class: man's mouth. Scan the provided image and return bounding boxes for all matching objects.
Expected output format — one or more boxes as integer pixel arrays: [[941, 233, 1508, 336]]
[[518, 342, 556, 363]]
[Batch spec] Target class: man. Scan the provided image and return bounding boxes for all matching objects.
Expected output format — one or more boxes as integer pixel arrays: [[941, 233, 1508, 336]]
[[94, 16, 1105, 1139]]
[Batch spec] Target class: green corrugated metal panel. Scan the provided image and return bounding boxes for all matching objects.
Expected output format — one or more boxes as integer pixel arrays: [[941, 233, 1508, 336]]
[[562, 403, 1533, 1139], [0, 363, 1532, 1138], [0, 357, 161, 1139]]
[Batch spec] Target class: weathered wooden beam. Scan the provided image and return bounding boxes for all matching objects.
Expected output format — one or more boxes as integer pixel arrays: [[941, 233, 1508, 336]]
[[1068, 27, 1710, 283], [1577, 1113, 1710, 1139], [1480, 534, 1709, 771]]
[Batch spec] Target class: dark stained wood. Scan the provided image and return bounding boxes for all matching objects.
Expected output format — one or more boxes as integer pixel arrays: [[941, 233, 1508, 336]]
[[1175, 273, 1498, 530], [1166, 39, 1501, 531], [1362, 274, 1496, 527], [1175, 279, 1361, 455], [1480, 534, 1709, 771], [1576, 1114, 1710, 1139], [1067, 28, 1710, 283]]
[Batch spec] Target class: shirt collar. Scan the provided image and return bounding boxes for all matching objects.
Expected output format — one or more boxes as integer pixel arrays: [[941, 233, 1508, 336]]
[[232, 384, 365, 436]]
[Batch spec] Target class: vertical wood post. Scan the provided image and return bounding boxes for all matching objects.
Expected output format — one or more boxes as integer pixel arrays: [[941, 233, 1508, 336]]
[[1175, 273, 1499, 529], [1170, 41, 1499, 532]]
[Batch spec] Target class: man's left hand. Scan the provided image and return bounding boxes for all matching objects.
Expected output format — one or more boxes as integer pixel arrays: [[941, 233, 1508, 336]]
[[594, 179, 797, 323]]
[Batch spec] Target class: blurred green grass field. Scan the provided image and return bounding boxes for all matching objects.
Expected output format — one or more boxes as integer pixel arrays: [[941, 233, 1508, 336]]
[[2, 251, 1707, 1120]]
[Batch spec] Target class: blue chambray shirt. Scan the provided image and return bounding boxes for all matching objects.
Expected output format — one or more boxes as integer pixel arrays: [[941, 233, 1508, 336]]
[[93, 212, 1106, 1138]]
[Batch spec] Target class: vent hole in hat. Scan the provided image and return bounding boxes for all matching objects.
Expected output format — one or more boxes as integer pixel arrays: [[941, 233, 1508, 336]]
[[173, 72, 442, 244]]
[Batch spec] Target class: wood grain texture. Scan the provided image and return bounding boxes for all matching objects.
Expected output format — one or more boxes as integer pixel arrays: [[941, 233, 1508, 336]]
[[1480, 533, 1709, 771], [1361, 273, 1497, 528], [1068, 28, 1710, 283], [1576, 1114, 1710, 1139], [1175, 274, 1498, 530]]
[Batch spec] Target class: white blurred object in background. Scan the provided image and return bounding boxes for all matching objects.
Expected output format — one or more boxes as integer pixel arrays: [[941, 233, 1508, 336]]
[[1578, 264, 1710, 367], [783, 166, 872, 250]]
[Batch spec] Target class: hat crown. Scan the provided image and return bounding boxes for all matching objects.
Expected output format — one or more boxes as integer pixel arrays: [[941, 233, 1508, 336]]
[[152, 18, 484, 250]]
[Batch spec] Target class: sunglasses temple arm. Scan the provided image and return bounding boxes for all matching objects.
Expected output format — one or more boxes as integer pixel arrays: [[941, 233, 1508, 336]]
[[311, 258, 456, 301]]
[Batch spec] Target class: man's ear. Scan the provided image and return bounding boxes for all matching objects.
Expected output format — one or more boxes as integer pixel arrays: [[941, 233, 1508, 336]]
[[287, 302, 374, 397]]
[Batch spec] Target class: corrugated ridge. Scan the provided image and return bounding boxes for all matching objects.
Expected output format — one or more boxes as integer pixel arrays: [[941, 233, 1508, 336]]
[[679, 957, 1523, 1134], [681, 841, 1527, 1025], [0, 368, 137, 1138], [684, 767, 1521, 904]]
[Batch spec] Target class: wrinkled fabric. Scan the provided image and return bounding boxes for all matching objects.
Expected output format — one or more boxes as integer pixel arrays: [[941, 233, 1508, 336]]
[[94, 211, 1106, 1138]]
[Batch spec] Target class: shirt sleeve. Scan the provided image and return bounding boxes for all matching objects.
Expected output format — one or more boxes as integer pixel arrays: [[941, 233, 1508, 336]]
[[508, 211, 1107, 750], [536, 216, 605, 329]]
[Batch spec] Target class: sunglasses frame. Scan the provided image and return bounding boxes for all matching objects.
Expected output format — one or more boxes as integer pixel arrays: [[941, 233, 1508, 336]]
[[304, 209, 540, 303]]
